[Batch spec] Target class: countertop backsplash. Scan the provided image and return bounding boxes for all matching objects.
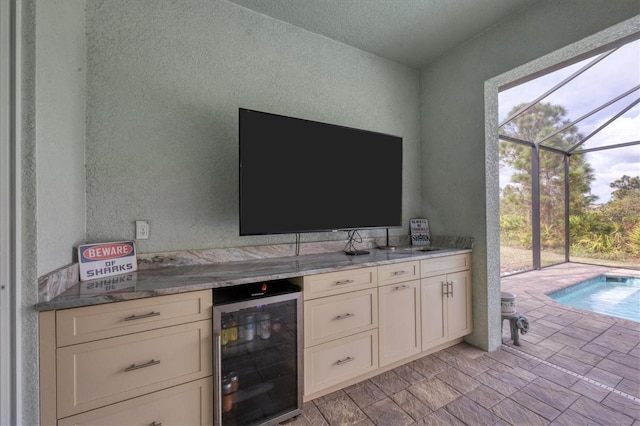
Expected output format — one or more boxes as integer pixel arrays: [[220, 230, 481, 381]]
[[36, 235, 473, 309]]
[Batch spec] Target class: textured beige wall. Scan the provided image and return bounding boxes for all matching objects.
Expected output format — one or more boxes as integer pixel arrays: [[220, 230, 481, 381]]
[[85, 0, 421, 253], [36, 0, 86, 277], [420, 0, 639, 350], [20, 1, 86, 424]]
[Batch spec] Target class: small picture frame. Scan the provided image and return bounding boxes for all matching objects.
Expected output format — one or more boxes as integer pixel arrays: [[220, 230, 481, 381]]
[[410, 218, 431, 246]]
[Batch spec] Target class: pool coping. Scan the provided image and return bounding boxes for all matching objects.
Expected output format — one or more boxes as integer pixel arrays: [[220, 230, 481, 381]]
[[501, 262, 640, 329], [546, 273, 640, 323]]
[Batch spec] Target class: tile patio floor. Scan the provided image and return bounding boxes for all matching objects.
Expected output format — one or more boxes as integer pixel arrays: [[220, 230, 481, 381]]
[[286, 263, 640, 425]]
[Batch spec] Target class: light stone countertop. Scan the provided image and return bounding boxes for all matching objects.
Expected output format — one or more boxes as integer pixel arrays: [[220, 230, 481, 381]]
[[34, 246, 471, 312]]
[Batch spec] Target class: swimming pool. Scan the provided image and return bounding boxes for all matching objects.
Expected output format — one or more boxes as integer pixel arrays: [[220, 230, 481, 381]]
[[549, 275, 640, 323]]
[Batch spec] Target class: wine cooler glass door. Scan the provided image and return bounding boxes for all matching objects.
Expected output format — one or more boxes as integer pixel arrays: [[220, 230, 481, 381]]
[[213, 289, 302, 426]]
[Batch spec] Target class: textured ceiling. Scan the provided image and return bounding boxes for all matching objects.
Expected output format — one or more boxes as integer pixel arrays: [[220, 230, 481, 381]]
[[228, 0, 536, 68]]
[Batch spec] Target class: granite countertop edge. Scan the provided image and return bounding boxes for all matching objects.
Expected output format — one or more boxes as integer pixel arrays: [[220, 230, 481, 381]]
[[35, 247, 472, 312]]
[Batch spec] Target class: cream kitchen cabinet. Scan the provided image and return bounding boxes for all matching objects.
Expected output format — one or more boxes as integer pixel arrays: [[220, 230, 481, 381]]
[[420, 254, 472, 351], [303, 329, 378, 397], [299, 253, 472, 400], [301, 266, 377, 300], [38, 250, 473, 421], [297, 267, 379, 399], [304, 287, 377, 347], [57, 377, 213, 426], [377, 262, 421, 367], [39, 290, 213, 426]]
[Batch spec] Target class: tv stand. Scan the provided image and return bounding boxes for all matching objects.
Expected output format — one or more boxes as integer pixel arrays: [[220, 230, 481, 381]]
[[345, 250, 370, 256], [377, 228, 397, 251]]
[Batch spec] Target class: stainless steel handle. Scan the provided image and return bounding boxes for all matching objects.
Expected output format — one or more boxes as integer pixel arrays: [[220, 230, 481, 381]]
[[215, 334, 222, 426], [150, 422, 162, 426], [442, 282, 449, 297], [335, 279, 355, 285], [336, 356, 355, 365], [336, 313, 355, 320], [449, 281, 454, 298], [124, 359, 160, 372], [124, 311, 160, 321], [394, 285, 409, 291], [392, 270, 408, 276]]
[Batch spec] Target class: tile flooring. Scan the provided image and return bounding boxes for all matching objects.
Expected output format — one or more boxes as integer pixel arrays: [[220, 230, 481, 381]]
[[286, 263, 640, 425]]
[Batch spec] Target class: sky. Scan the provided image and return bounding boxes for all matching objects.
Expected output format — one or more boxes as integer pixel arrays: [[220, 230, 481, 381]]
[[498, 39, 640, 204]]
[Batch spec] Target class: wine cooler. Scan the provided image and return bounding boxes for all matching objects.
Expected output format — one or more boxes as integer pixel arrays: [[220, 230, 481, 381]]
[[213, 280, 303, 425]]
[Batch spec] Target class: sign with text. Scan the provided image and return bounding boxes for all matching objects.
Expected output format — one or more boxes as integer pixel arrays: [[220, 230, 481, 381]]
[[410, 218, 431, 246], [78, 241, 138, 281]]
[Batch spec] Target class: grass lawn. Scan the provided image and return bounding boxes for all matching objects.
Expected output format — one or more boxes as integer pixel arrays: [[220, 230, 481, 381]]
[[500, 245, 639, 276]]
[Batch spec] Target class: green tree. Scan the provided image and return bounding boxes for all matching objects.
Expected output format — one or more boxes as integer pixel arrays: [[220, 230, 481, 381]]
[[499, 102, 596, 249], [610, 175, 640, 201], [601, 174, 640, 256]]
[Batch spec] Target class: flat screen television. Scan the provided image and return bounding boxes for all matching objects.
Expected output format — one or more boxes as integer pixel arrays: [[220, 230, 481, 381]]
[[239, 108, 402, 236]]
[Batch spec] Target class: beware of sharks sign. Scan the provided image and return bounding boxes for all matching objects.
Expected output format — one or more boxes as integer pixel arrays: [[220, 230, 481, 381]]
[[78, 241, 138, 281]]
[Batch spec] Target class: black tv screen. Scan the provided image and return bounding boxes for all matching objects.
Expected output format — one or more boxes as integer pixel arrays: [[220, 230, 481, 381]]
[[239, 108, 402, 236]]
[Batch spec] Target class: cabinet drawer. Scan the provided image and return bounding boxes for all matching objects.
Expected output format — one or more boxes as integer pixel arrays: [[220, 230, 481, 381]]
[[378, 261, 420, 286], [56, 290, 212, 346], [304, 330, 378, 396], [57, 320, 212, 418], [303, 267, 377, 300], [58, 377, 213, 426], [420, 254, 470, 278], [304, 288, 377, 347]]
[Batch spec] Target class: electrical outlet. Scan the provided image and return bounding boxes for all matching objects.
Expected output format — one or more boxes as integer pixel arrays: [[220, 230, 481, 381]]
[[136, 220, 150, 240]]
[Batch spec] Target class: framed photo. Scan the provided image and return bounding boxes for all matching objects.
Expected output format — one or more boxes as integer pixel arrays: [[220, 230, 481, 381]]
[[410, 218, 431, 246]]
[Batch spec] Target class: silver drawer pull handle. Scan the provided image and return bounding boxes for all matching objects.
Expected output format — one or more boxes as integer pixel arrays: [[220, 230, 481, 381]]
[[150, 422, 162, 426], [394, 285, 409, 290], [336, 356, 355, 365], [124, 359, 161, 372], [335, 279, 355, 285], [124, 311, 160, 321], [336, 313, 355, 320], [393, 270, 408, 276]]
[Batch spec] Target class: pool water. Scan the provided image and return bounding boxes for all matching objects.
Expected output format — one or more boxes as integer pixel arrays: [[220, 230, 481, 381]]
[[549, 275, 640, 323]]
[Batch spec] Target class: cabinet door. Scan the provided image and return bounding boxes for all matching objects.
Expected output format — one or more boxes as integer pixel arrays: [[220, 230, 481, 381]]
[[304, 330, 378, 397], [56, 290, 212, 346], [58, 377, 213, 426], [303, 267, 377, 300], [57, 320, 212, 418], [420, 275, 447, 350], [378, 280, 421, 367], [420, 253, 470, 278], [305, 288, 377, 347], [378, 261, 420, 286], [446, 270, 472, 339]]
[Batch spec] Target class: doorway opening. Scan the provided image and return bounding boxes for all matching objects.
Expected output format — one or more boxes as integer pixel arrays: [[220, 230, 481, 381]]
[[498, 37, 640, 276]]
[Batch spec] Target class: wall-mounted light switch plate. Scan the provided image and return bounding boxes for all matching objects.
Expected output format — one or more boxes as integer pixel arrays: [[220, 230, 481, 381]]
[[135, 220, 150, 239]]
